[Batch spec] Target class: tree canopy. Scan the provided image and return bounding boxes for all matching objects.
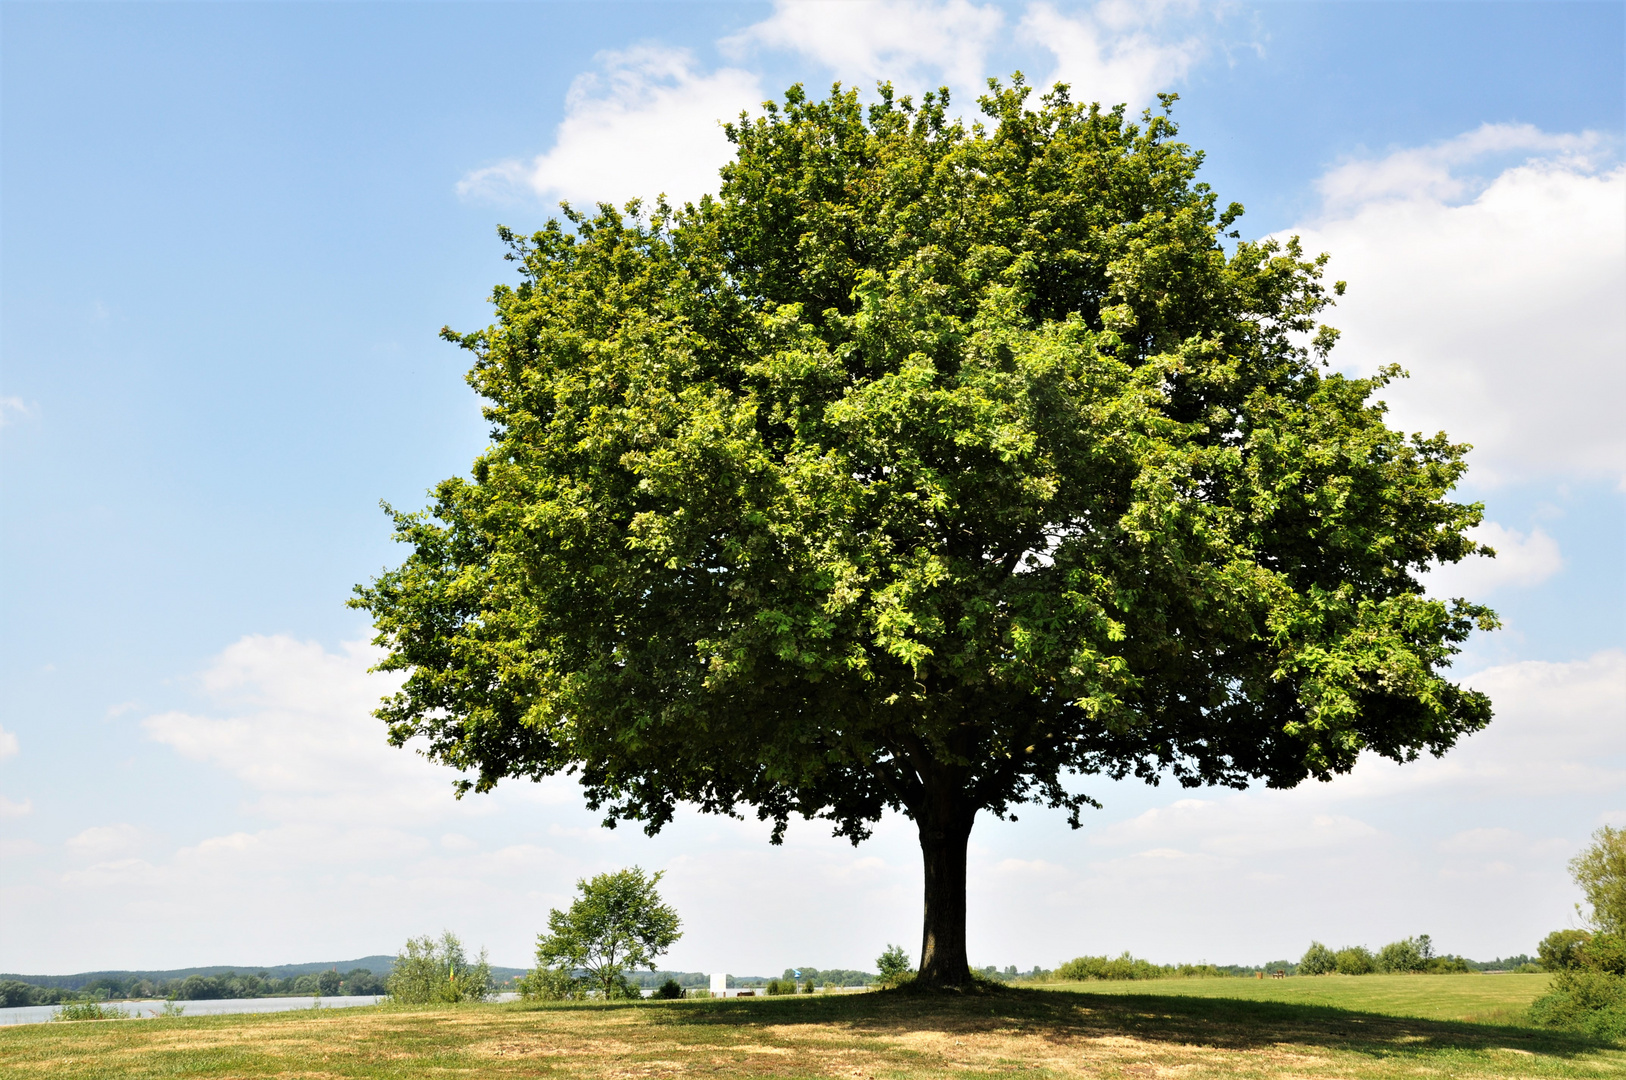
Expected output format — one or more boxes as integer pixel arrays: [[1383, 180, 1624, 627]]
[[1573, 825, 1626, 935], [354, 79, 1497, 985]]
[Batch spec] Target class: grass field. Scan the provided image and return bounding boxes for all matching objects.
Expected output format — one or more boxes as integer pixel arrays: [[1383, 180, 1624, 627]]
[[3, 974, 1621, 1079], [1042, 972, 1552, 1025]]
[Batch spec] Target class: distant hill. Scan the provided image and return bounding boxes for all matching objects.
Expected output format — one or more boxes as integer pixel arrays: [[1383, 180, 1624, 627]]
[[0, 956, 528, 991]]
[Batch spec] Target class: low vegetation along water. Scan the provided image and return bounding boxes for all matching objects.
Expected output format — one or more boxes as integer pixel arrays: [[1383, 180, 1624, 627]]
[[2, 973, 1621, 1079], [0, 995, 391, 1027]]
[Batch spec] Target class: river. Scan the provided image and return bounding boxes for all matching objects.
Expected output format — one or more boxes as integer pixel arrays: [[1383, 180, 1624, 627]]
[[0, 994, 527, 1027]]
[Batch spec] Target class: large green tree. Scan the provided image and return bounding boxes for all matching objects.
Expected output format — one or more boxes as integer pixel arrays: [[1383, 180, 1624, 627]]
[[354, 81, 1497, 987]]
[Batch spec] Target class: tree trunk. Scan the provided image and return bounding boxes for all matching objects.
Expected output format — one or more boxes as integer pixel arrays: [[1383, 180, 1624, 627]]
[[916, 791, 976, 987]]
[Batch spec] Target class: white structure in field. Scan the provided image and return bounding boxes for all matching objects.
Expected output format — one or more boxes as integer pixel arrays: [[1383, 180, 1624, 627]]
[[710, 973, 727, 995]]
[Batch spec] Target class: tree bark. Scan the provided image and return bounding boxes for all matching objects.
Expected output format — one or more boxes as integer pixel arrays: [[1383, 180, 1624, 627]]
[[915, 789, 976, 987]]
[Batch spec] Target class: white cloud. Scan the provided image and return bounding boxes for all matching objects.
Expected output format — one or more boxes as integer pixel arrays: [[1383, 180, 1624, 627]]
[[141, 634, 464, 824], [1317, 650, 1626, 801], [723, 0, 1006, 98], [1092, 797, 1381, 860], [1436, 826, 1568, 859], [728, 1, 1204, 109], [460, 2, 1220, 214], [0, 396, 37, 427], [1315, 123, 1604, 211], [1285, 128, 1626, 486], [458, 46, 763, 210], [1427, 521, 1563, 598], [0, 795, 32, 818], [66, 823, 145, 860], [1018, 1, 1203, 108], [0, 724, 18, 760]]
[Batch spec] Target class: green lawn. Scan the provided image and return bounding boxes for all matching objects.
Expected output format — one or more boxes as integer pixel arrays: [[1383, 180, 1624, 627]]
[[2, 975, 1620, 1079], [1041, 972, 1551, 1024]]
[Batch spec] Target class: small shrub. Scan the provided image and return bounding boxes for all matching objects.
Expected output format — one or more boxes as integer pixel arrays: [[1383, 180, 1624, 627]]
[[1170, 963, 1223, 978], [1299, 942, 1336, 975], [1426, 955, 1472, 974], [1054, 953, 1164, 981], [656, 978, 684, 999], [604, 974, 643, 1000], [876, 944, 912, 987], [801, 979, 815, 994], [519, 966, 584, 1001], [53, 1002, 126, 1021], [687, 988, 712, 999], [1375, 937, 1427, 973], [389, 931, 493, 1003], [1334, 946, 1375, 975], [1530, 969, 1626, 1041]]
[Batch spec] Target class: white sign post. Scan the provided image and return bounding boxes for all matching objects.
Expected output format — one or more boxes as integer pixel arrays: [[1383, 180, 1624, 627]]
[[710, 973, 727, 996]]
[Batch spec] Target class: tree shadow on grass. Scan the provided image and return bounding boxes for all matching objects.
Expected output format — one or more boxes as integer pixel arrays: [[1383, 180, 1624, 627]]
[[646, 986, 1622, 1063]]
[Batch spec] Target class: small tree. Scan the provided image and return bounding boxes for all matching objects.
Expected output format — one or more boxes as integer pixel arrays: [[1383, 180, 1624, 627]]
[[1572, 825, 1626, 935], [1375, 938, 1427, 974], [388, 932, 492, 1004], [1334, 946, 1375, 975], [1298, 942, 1336, 975], [533, 867, 682, 1000], [876, 944, 912, 986]]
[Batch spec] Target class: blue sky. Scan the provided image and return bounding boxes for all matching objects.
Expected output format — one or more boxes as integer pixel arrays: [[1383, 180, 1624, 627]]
[[2, 0, 1622, 977]]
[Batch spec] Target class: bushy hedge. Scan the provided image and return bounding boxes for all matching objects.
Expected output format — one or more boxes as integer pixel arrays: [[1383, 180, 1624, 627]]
[[517, 966, 585, 1001], [52, 1002, 127, 1021], [387, 932, 492, 1004], [1530, 967, 1626, 1041], [1530, 930, 1626, 1040], [1299, 943, 1336, 975], [1053, 953, 1223, 981], [1298, 936, 1472, 976]]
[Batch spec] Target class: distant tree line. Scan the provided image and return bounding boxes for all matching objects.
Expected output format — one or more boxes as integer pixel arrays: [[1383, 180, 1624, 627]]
[[0, 968, 387, 1007], [1296, 935, 1492, 976], [986, 940, 1543, 985], [777, 968, 875, 988]]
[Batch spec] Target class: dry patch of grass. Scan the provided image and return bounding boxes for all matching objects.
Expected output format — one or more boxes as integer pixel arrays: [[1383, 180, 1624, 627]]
[[1, 986, 1622, 1079]]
